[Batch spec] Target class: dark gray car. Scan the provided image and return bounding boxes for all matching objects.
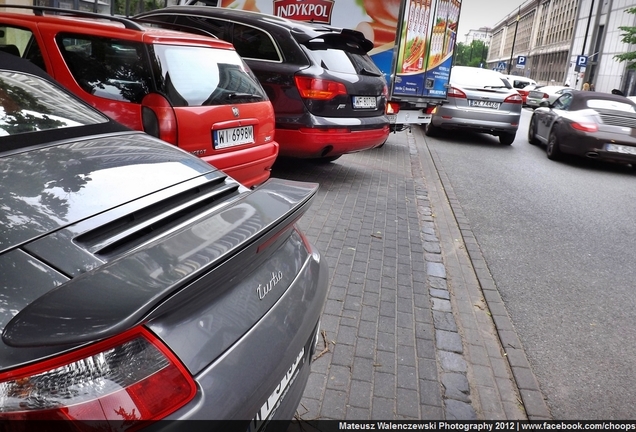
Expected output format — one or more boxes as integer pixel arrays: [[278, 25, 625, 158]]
[[0, 52, 328, 429]]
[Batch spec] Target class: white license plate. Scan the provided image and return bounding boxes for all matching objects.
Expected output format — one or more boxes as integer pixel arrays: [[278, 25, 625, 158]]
[[605, 143, 636, 155], [353, 96, 377, 109], [469, 100, 501, 109], [213, 125, 254, 149], [248, 348, 305, 432]]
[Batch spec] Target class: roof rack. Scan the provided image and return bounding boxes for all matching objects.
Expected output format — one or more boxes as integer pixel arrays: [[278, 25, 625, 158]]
[[0, 4, 145, 31]]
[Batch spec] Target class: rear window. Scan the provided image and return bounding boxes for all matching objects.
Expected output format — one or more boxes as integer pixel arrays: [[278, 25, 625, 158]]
[[0, 70, 107, 137], [451, 68, 509, 88], [587, 99, 636, 113], [58, 35, 152, 104], [305, 43, 382, 76], [152, 45, 267, 107]]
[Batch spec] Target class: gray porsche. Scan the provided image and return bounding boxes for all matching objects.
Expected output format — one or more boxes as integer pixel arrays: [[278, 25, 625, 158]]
[[528, 89, 636, 166], [0, 52, 328, 429]]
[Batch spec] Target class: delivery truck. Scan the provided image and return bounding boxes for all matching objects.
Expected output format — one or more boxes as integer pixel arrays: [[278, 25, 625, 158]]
[[202, 0, 462, 129]]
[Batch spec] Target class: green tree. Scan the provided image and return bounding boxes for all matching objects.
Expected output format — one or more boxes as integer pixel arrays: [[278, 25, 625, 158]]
[[615, 6, 636, 68], [454, 40, 488, 67]]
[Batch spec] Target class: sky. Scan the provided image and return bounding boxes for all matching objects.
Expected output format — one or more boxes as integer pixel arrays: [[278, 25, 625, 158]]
[[456, 0, 528, 42]]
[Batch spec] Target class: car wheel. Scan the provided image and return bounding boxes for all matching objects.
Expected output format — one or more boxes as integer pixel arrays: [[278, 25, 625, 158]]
[[528, 116, 540, 145], [425, 121, 440, 137], [499, 132, 515, 145], [546, 125, 562, 160]]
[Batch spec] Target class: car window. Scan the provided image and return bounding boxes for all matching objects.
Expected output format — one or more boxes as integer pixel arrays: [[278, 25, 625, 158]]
[[512, 80, 531, 89], [553, 93, 572, 110], [587, 99, 636, 112], [173, 15, 231, 41], [231, 23, 280, 61], [0, 70, 108, 137], [152, 44, 267, 107], [57, 34, 152, 104], [0, 25, 46, 70]]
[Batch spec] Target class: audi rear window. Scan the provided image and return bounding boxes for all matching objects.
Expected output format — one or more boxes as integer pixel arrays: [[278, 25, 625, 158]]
[[305, 43, 382, 76], [0, 70, 107, 137], [152, 45, 267, 107]]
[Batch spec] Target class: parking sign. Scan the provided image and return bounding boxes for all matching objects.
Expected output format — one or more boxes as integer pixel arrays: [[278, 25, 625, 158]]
[[517, 55, 526, 66]]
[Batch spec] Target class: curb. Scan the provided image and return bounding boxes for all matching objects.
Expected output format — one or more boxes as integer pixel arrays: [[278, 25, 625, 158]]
[[411, 126, 552, 420]]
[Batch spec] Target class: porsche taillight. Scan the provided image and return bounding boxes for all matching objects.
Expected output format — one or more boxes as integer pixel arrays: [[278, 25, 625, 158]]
[[571, 121, 599, 132], [142, 93, 178, 145], [0, 327, 196, 427], [294, 76, 347, 100]]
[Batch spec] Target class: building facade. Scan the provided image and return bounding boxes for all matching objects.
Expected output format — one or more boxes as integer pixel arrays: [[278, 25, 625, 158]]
[[486, 0, 636, 94], [487, 0, 578, 85], [463, 27, 492, 45]]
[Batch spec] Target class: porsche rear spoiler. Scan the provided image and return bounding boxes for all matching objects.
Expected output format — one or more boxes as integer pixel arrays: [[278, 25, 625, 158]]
[[3, 178, 318, 347]]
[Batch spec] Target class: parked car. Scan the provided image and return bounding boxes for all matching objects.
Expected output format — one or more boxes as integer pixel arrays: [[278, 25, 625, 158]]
[[0, 5, 279, 188], [504, 75, 537, 106], [134, 6, 390, 162], [425, 66, 523, 145], [526, 85, 572, 109], [528, 89, 636, 165], [0, 51, 328, 427]]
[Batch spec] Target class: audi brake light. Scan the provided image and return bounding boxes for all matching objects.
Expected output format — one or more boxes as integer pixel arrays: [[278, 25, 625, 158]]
[[294, 76, 347, 100], [142, 93, 178, 145], [571, 121, 598, 132], [0, 327, 196, 427], [504, 94, 523, 104], [447, 87, 467, 98]]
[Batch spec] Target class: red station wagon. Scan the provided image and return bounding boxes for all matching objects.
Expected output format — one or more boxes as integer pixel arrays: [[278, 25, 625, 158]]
[[0, 6, 279, 188]]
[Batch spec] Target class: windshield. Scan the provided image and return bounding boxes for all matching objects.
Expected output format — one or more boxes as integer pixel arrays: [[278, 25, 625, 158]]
[[0, 70, 108, 137], [152, 45, 267, 107]]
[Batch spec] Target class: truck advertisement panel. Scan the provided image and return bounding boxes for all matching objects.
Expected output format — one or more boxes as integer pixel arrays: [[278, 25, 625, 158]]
[[216, 0, 460, 101]]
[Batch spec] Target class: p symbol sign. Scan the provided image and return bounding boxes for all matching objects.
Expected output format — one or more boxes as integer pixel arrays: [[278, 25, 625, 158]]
[[517, 55, 526, 66], [576, 55, 588, 67]]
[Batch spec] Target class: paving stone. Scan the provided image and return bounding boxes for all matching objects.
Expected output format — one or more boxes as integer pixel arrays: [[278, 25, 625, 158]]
[[436, 329, 464, 354], [439, 350, 468, 373], [445, 399, 478, 420], [442, 372, 471, 403]]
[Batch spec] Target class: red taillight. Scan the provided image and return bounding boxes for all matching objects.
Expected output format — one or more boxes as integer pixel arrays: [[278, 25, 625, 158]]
[[447, 87, 467, 99], [142, 93, 178, 145], [0, 327, 196, 426], [386, 101, 400, 114], [571, 121, 598, 132], [504, 93, 523, 104], [294, 76, 347, 100], [542, 93, 549, 99]]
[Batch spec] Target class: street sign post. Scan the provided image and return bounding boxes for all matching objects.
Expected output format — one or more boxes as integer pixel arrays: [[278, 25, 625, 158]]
[[575, 55, 587, 72]]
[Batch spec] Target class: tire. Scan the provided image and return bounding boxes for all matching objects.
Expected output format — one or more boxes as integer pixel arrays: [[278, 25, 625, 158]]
[[546, 125, 562, 160], [425, 121, 440, 137], [528, 115, 540, 145], [499, 132, 515, 145]]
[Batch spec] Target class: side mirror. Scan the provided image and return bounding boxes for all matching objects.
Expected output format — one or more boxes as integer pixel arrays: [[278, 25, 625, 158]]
[[539, 100, 550, 108]]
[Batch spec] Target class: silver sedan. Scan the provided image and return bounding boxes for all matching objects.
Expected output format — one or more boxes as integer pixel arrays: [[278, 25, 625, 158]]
[[526, 85, 572, 109], [425, 66, 523, 145]]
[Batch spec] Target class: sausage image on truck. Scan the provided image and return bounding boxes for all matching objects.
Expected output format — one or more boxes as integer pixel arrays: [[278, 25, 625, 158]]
[[209, 0, 462, 129]]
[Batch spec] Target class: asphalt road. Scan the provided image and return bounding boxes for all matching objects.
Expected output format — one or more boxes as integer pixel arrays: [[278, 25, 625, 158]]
[[424, 108, 636, 420]]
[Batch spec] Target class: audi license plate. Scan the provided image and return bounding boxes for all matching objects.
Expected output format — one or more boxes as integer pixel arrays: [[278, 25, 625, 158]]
[[605, 143, 636, 155], [214, 125, 254, 149], [469, 100, 501, 109], [248, 348, 305, 432], [353, 96, 377, 109]]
